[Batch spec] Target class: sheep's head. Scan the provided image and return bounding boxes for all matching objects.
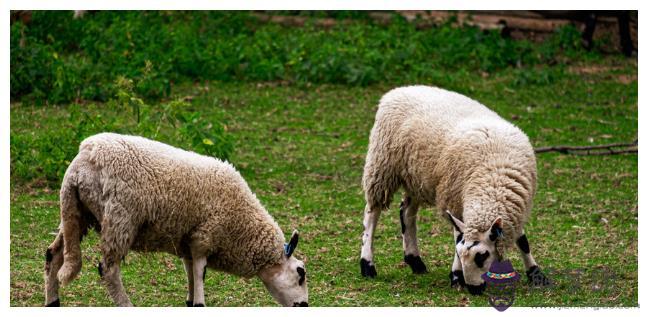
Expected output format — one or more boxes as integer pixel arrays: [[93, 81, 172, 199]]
[[446, 211, 503, 295], [258, 230, 308, 307]]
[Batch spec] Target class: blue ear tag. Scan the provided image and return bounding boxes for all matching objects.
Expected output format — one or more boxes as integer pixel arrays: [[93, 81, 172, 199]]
[[284, 243, 293, 256]]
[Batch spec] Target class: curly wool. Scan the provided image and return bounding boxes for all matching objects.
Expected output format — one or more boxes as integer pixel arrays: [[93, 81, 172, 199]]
[[61, 133, 285, 279], [363, 85, 537, 252]]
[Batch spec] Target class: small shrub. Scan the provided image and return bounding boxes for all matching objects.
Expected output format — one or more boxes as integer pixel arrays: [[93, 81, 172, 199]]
[[11, 11, 604, 104]]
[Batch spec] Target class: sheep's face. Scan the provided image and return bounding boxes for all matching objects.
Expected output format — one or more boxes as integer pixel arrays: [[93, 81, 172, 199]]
[[447, 211, 502, 295], [259, 230, 308, 307], [456, 235, 496, 294]]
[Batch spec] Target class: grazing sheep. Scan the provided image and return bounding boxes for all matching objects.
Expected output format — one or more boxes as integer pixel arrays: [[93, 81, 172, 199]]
[[359, 86, 548, 295], [44, 133, 308, 307]]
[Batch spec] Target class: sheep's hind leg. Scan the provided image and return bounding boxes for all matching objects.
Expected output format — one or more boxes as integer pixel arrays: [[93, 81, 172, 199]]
[[400, 196, 427, 274], [360, 204, 380, 278], [190, 255, 207, 307], [182, 258, 194, 307], [44, 231, 64, 306], [449, 227, 466, 288], [516, 232, 550, 286], [98, 204, 136, 307]]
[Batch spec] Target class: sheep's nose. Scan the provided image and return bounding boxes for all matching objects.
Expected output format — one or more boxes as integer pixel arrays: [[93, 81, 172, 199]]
[[293, 302, 308, 307]]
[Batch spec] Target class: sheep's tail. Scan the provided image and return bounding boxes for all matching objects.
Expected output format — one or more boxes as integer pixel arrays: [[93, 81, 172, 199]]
[[56, 179, 83, 286]]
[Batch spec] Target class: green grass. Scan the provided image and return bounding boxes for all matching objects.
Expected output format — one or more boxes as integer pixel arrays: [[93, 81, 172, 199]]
[[10, 57, 637, 307]]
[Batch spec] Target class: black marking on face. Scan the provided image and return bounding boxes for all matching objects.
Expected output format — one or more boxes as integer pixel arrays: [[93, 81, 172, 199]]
[[517, 234, 530, 254], [293, 301, 308, 307], [467, 241, 480, 250], [297, 267, 306, 286], [449, 270, 466, 287], [466, 283, 486, 295], [193, 303, 205, 307], [46, 298, 60, 307], [98, 262, 103, 277], [455, 232, 464, 244], [403, 254, 428, 274], [474, 251, 490, 268], [186, 300, 193, 307], [360, 258, 377, 278], [46, 248, 53, 263]]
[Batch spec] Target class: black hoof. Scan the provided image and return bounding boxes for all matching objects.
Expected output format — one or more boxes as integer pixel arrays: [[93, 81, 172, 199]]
[[193, 303, 205, 307], [526, 266, 551, 287], [404, 254, 428, 274], [466, 283, 486, 295], [45, 298, 60, 307], [293, 301, 308, 307], [185, 300, 193, 307], [360, 258, 377, 278], [449, 270, 466, 287]]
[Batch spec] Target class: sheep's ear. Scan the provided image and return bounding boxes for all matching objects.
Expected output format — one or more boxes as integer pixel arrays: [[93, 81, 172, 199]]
[[284, 230, 299, 258], [488, 217, 503, 241], [445, 210, 465, 233]]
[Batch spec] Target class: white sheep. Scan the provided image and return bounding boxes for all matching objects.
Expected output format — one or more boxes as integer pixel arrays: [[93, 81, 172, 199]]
[[44, 133, 308, 307], [359, 85, 549, 294]]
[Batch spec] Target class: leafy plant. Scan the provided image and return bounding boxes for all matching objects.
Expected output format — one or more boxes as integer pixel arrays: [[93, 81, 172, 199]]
[[10, 11, 608, 104]]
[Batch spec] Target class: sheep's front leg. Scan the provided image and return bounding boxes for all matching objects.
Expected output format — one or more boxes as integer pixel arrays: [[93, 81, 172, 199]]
[[360, 204, 380, 278], [191, 256, 207, 307], [182, 258, 194, 307], [400, 196, 427, 274], [516, 232, 550, 286], [449, 227, 465, 288]]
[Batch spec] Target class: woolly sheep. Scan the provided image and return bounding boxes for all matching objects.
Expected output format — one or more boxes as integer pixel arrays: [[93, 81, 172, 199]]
[[44, 133, 308, 307], [359, 85, 549, 295]]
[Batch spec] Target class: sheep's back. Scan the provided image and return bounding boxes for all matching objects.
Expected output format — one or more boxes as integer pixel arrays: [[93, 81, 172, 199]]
[[76, 133, 253, 251], [371, 86, 535, 208]]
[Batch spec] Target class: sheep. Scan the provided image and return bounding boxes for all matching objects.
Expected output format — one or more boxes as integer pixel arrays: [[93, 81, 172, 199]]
[[359, 85, 549, 295], [44, 132, 308, 307]]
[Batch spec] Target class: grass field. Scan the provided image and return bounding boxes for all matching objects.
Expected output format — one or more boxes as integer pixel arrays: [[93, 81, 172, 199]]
[[10, 57, 637, 307]]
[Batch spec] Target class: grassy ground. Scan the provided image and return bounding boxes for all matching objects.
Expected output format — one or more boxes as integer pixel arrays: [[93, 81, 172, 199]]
[[10, 57, 637, 307]]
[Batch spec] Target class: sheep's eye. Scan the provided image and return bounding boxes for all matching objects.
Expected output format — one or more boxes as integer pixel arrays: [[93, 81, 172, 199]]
[[296, 267, 306, 285]]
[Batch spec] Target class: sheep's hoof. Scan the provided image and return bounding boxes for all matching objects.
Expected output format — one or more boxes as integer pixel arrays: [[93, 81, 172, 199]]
[[404, 254, 428, 274], [193, 303, 205, 307], [360, 258, 377, 278], [526, 266, 551, 287], [45, 299, 60, 307], [449, 270, 466, 288], [185, 300, 193, 307], [466, 283, 486, 295]]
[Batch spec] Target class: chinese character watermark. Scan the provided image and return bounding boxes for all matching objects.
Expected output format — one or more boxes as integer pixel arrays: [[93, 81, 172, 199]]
[[482, 262, 618, 311]]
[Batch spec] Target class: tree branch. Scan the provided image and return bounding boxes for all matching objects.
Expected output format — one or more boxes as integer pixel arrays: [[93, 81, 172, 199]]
[[535, 139, 637, 155]]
